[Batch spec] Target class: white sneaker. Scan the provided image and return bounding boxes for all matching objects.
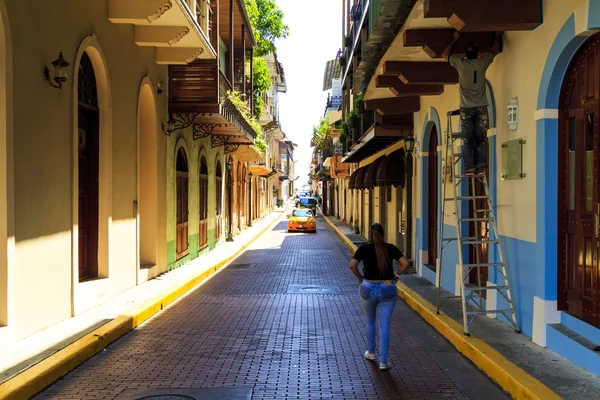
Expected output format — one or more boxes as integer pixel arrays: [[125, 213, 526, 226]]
[[363, 351, 376, 361], [379, 361, 391, 370]]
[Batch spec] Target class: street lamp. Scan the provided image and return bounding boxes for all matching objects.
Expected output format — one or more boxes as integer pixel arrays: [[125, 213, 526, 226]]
[[404, 136, 415, 259], [226, 156, 234, 242]]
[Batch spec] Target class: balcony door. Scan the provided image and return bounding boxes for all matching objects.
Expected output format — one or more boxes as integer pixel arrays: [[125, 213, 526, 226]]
[[199, 155, 208, 251], [176, 149, 189, 259], [559, 34, 600, 327]]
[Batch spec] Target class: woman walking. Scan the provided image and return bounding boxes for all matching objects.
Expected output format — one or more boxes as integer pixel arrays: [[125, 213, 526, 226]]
[[349, 222, 412, 370]]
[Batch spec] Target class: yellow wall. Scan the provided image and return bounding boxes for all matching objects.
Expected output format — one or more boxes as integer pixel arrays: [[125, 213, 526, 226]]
[[6, 0, 167, 340], [415, 0, 588, 243]]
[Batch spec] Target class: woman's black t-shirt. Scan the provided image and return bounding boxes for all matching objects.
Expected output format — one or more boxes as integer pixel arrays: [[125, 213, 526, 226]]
[[352, 243, 404, 280]]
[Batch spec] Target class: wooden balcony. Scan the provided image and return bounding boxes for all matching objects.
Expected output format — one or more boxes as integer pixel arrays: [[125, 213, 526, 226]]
[[168, 58, 257, 152]]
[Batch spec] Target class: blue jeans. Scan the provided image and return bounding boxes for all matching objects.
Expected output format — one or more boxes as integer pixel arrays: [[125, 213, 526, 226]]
[[359, 280, 398, 362]]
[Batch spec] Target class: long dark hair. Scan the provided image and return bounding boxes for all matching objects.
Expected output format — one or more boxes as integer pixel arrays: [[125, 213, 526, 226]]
[[369, 223, 389, 275]]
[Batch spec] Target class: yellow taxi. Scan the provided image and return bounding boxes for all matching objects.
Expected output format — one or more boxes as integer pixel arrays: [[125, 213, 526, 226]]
[[287, 208, 317, 233]]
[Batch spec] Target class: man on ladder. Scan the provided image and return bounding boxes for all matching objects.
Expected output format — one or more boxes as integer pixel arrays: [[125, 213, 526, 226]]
[[443, 32, 501, 174], [436, 32, 520, 335]]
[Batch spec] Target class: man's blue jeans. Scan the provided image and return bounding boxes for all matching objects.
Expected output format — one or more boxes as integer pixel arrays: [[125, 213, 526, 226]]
[[359, 280, 398, 362]]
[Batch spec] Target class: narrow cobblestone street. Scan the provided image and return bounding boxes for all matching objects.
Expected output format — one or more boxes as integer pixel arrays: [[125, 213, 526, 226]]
[[36, 213, 508, 400]]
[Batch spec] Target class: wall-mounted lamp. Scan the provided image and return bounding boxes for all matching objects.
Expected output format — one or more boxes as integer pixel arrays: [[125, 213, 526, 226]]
[[226, 155, 233, 171], [157, 81, 164, 95], [44, 52, 69, 90], [507, 97, 519, 131], [404, 135, 415, 154]]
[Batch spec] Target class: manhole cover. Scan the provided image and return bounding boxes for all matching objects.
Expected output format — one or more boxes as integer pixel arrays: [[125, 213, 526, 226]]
[[138, 397, 193, 400], [115, 388, 252, 400], [287, 284, 341, 294]]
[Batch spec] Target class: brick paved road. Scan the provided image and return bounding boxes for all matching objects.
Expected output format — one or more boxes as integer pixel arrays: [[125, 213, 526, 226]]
[[36, 214, 509, 400]]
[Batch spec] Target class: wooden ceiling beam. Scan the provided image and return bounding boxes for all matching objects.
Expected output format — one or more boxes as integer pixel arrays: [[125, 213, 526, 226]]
[[383, 61, 458, 85], [376, 75, 444, 96], [363, 96, 420, 114], [424, 0, 541, 32], [403, 29, 497, 59]]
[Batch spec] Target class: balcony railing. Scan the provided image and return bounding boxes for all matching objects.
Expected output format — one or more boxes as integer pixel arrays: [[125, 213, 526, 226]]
[[219, 69, 232, 102]]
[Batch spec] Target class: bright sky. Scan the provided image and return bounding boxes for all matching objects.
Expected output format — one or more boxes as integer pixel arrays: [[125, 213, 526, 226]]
[[275, 0, 342, 189]]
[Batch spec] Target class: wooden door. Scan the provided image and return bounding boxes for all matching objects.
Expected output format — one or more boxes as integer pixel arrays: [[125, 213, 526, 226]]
[[428, 127, 439, 266], [78, 53, 99, 281], [559, 34, 600, 327], [176, 149, 189, 259], [215, 161, 222, 241], [199, 156, 208, 250]]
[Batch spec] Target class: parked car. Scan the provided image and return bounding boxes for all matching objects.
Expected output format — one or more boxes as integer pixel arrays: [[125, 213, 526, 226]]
[[297, 197, 317, 212], [287, 208, 316, 233]]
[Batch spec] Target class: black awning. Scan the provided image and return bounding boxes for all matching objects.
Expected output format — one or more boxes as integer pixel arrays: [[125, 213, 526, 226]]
[[364, 156, 386, 189], [353, 167, 368, 190], [376, 149, 406, 188], [348, 167, 361, 189]]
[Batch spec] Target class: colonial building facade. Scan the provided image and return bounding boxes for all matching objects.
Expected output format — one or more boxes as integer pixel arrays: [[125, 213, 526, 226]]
[[336, 0, 600, 375], [0, 0, 288, 349]]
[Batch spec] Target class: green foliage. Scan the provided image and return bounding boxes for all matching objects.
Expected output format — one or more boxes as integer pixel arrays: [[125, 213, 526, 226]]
[[253, 93, 265, 120], [312, 116, 333, 151], [227, 90, 267, 152], [253, 56, 271, 93], [340, 92, 364, 139], [252, 56, 271, 118], [245, 0, 290, 57]]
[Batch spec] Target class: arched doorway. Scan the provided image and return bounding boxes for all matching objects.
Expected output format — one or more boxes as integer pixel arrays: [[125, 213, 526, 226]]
[[237, 162, 242, 231], [427, 127, 439, 267], [137, 82, 157, 269], [215, 159, 223, 242], [558, 34, 600, 328], [78, 52, 100, 281], [176, 148, 189, 259], [199, 155, 208, 250]]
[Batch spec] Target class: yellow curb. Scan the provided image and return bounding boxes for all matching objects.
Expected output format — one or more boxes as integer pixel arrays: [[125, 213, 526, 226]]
[[0, 211, 287, 400], [319, 212, 561, 400]]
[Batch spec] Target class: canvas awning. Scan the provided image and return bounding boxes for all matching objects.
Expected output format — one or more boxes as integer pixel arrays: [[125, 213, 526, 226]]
[[349, 166, 368, 190], [364, 156, 386, 189], [376, 149, 406, 188]]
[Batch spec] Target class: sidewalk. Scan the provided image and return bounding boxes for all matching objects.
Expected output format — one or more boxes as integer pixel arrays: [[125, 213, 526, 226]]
[[321, 212, 600, 400], [0, 203, 292, 400]]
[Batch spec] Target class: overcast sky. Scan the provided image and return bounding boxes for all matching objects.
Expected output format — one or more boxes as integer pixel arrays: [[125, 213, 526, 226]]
[[275, 0, 342, 189]]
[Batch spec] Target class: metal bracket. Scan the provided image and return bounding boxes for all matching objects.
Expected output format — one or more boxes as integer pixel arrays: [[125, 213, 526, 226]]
[[193, 123, 222, 140], [211, 134, 231, 148], [162, 113, 198, 136], [225, 142, 240, 154]]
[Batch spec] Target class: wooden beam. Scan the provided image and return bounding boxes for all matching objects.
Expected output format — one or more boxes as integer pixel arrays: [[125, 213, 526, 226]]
[[383, 61, 458, 85], [363, 97, 420, 114], [403, 29, 497, 59], [242, 24, 246, 96], [375, 75, 444, 96], [424, 0, 541, 32]]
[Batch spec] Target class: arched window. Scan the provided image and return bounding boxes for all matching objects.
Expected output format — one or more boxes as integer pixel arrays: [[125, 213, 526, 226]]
[[215, 159, 223, 241], [176, 148, 189, 259], [78, 52, 99, 281], [199, 155, 208, 250]]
